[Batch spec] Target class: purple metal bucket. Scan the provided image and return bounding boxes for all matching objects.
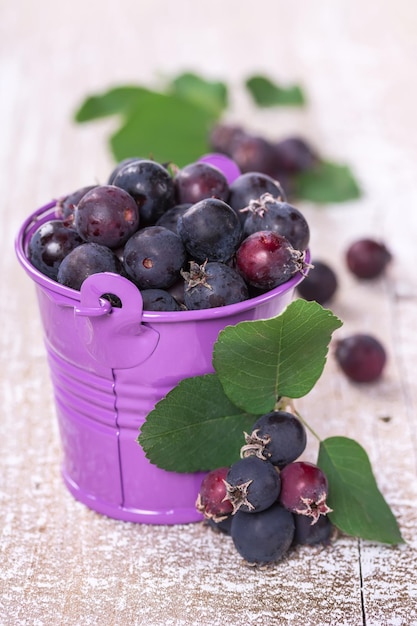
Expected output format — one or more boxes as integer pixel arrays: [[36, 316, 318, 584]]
[[16, 201, 307, 524]]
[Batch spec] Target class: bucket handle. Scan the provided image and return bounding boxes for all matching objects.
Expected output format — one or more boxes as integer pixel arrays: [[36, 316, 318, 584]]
[[74, 273, 160, 369]]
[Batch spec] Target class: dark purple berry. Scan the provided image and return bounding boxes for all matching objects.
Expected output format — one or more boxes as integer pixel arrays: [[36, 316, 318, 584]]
[[224, 455, 281, 514], [229, 133, 279, 178], [174, 161, 229, 205], [293, 512, 333, 546], [56, 185, 98, 224], [335, 333, 387, 383], [112, 159, 176, 226], [273, 136, 318, 175], [346, 238, 392, 279], [107, 157, 143, 184], [297, 260, 338, 304], [195, 467, 233, 522], [228, 172, 286, 224], [207, 515, 233, 535], [28, 220, 83, 280], [167, 278, 186, 307], [242, 411, 307, 468], [182, 261, 249, 310], [56, 243, 122, 291], [279, 462, 332, 523], [242, 194, 310, 250], [155, 204, 191, 234], [123, 226, 186, 290], [208, 123, 245, 155], [231, 503, 294, 565], [74, 185, 139, 248], [236, 231, 306, 290], [140, 288, 182, 312], [177, 198, 242, 263]]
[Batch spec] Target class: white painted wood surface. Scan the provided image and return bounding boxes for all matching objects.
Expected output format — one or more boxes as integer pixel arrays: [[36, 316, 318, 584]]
[[1, 1, 417, 624]]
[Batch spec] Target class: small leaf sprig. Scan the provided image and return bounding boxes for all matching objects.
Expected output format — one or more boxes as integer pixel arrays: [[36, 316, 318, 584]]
[[138, 299, 404, 545], [73, 72, 360, 204]]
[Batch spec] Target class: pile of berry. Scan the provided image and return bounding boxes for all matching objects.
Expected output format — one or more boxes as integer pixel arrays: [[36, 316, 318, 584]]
[[209, 123, 318, 198], [28, 156, 310, 311], [196, 410, 333, 566]]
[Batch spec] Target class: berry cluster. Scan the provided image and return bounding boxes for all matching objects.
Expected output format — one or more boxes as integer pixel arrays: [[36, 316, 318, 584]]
[[29, 157, 310, 311], [196, 410, 333, 566], [209, 123, 318, 197]]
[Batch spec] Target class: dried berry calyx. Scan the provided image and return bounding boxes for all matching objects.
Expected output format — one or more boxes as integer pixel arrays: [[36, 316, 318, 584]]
[[181, 260, 211, 290], [240, 410, 307, 468], [223, 455, 281, 515]]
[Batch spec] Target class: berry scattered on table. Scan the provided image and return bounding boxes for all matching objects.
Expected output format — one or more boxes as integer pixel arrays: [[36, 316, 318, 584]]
[[296, 259, 338, 305], [346, 238, 392, 279], [335, 333, 387, 383]]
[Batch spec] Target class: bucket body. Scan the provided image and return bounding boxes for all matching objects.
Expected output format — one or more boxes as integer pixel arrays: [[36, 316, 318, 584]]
[[16, 201, 307, 524]]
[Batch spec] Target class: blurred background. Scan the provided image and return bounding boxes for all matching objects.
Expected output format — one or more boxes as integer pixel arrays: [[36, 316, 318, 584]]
[[3, 0, 417, 200]]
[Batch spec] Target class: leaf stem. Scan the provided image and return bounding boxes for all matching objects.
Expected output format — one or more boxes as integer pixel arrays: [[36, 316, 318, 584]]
[[277, 397, 322, 442]]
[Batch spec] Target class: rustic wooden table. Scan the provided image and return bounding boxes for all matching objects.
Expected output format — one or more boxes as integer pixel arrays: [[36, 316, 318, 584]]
[[1, 1, 417, 624]]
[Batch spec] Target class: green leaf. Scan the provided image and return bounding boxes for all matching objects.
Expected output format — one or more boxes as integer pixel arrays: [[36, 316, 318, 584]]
[[74, 80, 219, 166], [110, 91, 215, 165], [245, 75, 306, 107], [138, 374, 259, 472], [213, 299, 342, 414], [293, 159, 362, 203], [318, 437, 404, 544], [169, 72, 228, 117], [74, 86, 152, 122]]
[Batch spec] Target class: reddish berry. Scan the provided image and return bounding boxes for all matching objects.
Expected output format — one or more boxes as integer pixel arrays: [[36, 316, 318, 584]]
[[236, 231, 306, 290], [195, 467, 233, 522], [335, 333, 387, 383], [346, 238, 392, 279], [279, 461, 332, 523]]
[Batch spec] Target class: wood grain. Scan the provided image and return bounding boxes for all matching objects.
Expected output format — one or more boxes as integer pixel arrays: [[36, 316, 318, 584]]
[[1, 1, 417, 624]]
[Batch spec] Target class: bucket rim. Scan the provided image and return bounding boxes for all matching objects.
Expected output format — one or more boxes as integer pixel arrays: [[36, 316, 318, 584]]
[[15, 200, 309, 322]]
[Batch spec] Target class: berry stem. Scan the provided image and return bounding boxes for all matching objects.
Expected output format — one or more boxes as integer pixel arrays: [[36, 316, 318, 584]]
[[276, 397, 322, 443]]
